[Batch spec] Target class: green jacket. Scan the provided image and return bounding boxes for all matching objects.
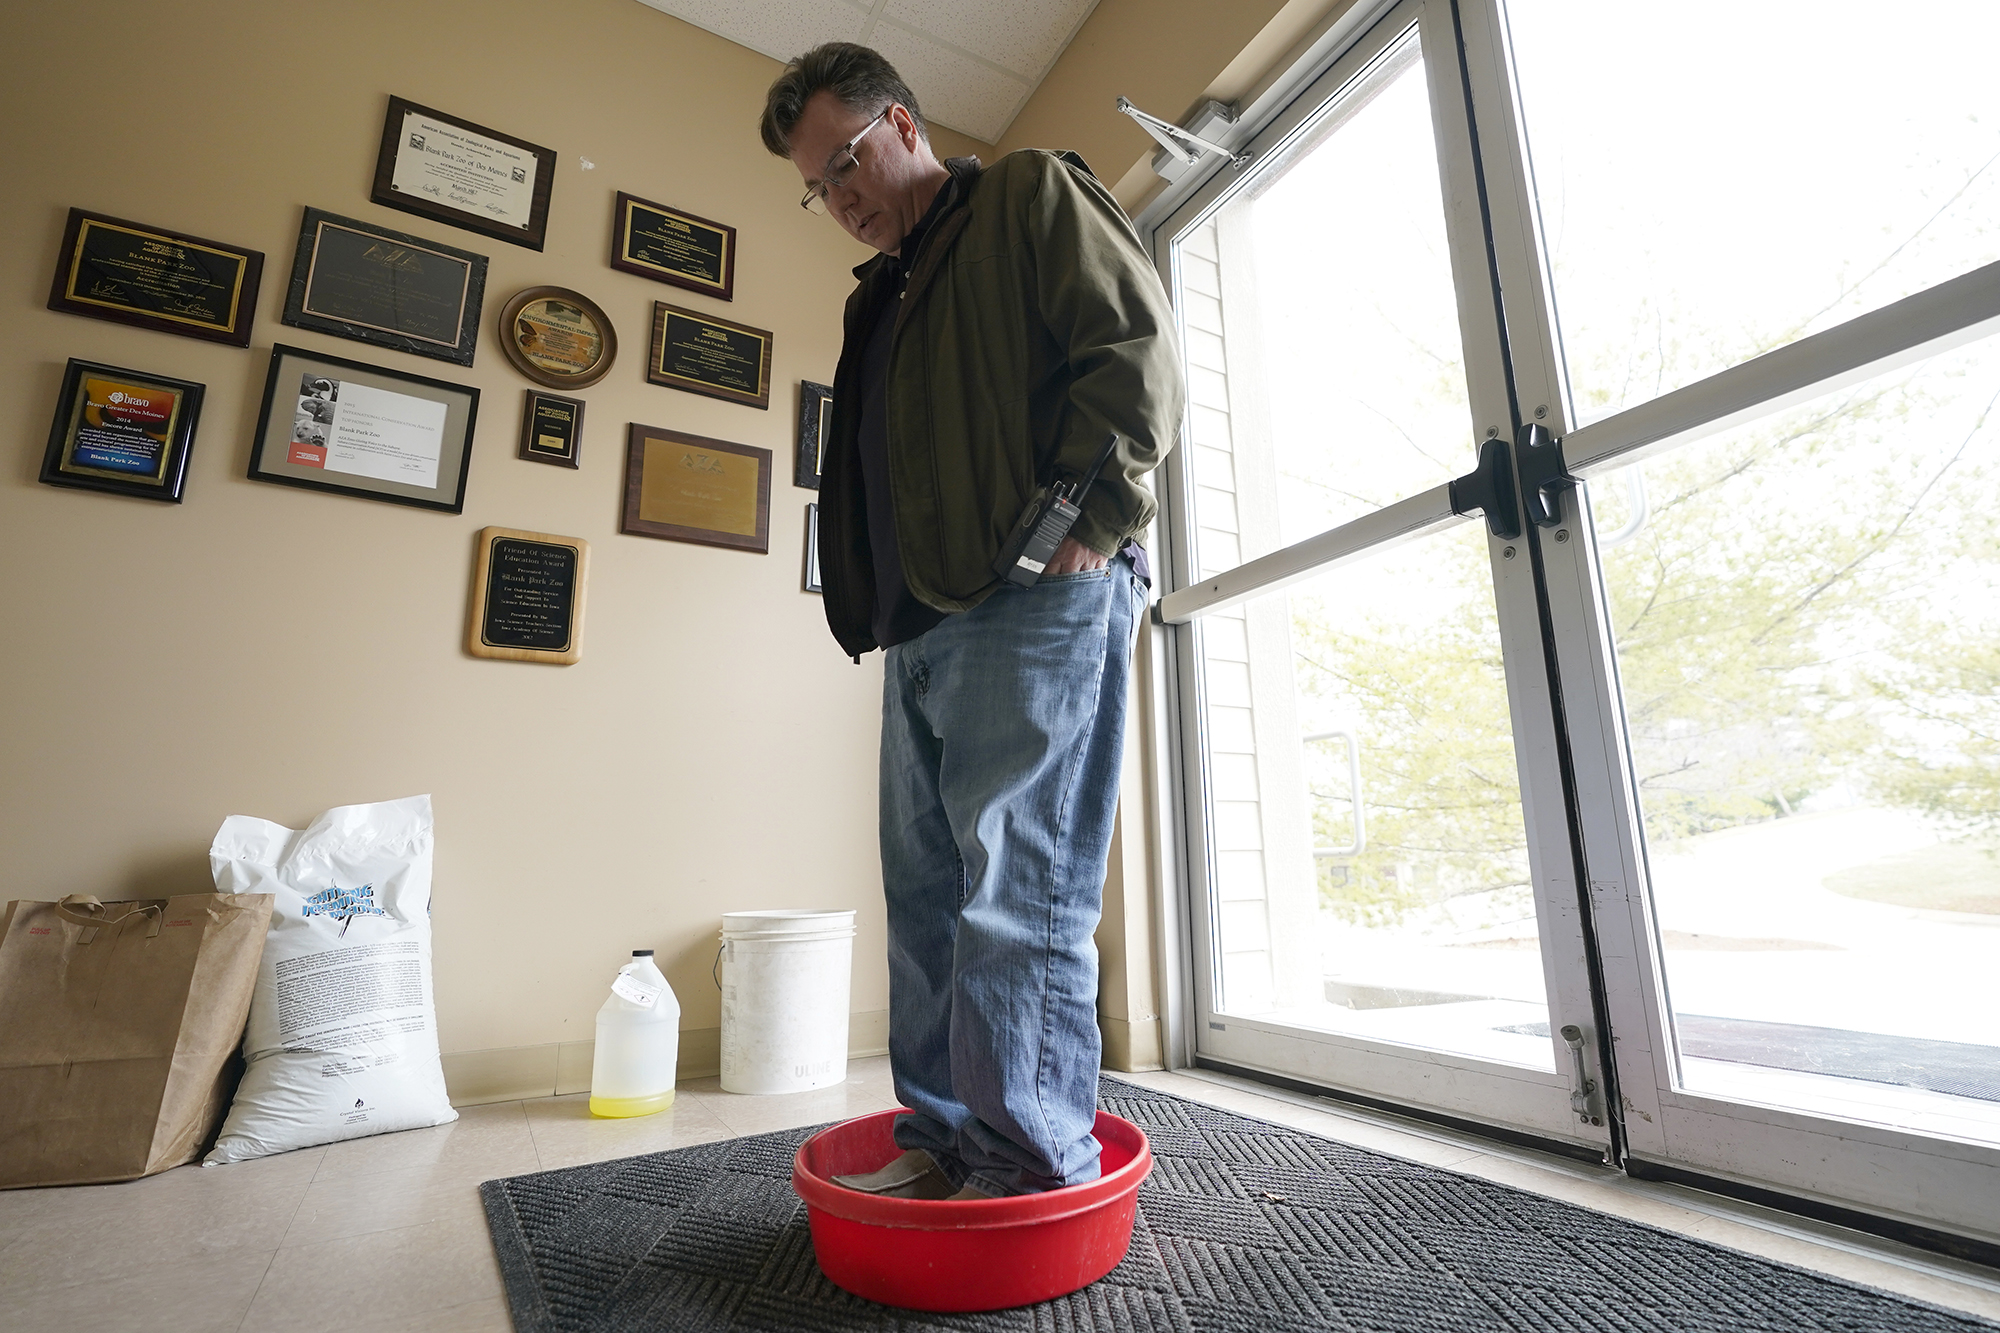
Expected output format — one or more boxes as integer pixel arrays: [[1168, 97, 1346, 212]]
[[819, 150, 1185, 657]]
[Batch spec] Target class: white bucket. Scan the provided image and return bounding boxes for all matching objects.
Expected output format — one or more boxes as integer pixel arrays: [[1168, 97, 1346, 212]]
[[719, 909, 856, 1094]]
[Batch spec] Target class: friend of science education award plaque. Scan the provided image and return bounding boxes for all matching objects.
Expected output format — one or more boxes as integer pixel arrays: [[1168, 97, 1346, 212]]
[[466, 526, 589, 664], [48, 209, 264, 346]]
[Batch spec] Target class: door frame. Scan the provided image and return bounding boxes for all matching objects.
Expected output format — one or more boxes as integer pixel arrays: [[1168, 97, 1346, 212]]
[[1140, 0, 1614, 1155], [1136, 0, 2000, 1257]]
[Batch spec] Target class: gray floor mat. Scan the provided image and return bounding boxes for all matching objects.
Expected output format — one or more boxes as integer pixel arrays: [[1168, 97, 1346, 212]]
[[478, 1076, 1996, 1331]]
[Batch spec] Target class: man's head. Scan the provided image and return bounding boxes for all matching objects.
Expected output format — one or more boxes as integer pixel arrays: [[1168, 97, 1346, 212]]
[[761, 43, 948, 255]]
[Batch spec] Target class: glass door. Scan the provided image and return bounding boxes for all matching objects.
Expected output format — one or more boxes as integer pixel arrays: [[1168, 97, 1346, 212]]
[[1148, 0, 2000, 1248], [1151, 0, 1614, 1153], [1458, 0, 2000, 1243]]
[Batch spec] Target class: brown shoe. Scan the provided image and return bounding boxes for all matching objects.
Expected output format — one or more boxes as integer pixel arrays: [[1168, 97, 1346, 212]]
[[832, 1149, 955, 1200]]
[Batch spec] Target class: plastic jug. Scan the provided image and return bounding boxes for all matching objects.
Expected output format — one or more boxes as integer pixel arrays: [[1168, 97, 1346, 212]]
[[589, 950, 680, 1117]]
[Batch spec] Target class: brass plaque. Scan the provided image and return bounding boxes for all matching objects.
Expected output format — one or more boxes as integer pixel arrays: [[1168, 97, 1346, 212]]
[[639, 437, 760, 536], [620, 423, 771, 553]]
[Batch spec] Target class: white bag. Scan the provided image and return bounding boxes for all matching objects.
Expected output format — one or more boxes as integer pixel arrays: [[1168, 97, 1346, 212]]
[[204, 795, 456, 1164]]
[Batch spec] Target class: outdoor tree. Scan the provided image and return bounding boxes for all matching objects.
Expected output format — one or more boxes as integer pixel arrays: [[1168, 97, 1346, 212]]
[[1289, 320, 1997, 927]]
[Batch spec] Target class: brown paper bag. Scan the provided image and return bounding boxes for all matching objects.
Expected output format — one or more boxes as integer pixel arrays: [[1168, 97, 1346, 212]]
[[0, 891, 272, 1188]]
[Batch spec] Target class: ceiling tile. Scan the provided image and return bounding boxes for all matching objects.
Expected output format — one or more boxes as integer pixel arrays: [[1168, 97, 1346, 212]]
[[636, 0, 868, 66], [881, 0, 1098, 81], [634, 0, 1100, 143], [868, 23, 1032, 143]]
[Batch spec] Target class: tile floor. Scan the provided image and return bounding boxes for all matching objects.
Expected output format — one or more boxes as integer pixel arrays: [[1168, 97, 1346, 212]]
[[1, 1057, 1994, 1331]]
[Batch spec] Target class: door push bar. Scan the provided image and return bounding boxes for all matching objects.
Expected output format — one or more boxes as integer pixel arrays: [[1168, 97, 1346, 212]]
[[1448, 422, 1580, 538]]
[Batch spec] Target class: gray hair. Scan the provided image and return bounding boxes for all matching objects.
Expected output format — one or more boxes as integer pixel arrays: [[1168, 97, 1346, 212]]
[[760, 43, 928, 158]]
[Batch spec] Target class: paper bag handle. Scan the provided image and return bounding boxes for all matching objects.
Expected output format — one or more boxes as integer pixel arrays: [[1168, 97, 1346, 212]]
[[56, 894, 163, 943]]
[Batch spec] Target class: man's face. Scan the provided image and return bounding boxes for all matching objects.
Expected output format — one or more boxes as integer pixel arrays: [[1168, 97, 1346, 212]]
[[788, 91, 927, 255]]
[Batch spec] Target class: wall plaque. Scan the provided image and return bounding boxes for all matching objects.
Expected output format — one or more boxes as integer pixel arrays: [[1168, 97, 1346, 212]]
[[621, 422, 770, 553], [466, 526, 589, 664], [518, 390, 583, 468], [499, 286, 616, 389], [282, 208, 486, 365], [803, 503, 822, 593], [47, 209, 263, 346], [795, 379, 831, 489], [371, 95, 555, 250], [40, 358, 206, 502], [646, 303, 771, 410], [611, 192, 735, 301]]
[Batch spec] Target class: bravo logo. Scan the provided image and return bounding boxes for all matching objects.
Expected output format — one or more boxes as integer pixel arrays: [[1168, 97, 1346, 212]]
[[301, 883, 388, 935], [108, 391, 126, 404]]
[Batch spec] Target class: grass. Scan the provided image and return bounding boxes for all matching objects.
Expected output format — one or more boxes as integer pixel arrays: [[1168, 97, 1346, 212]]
[[1823, 840, 2000, 916]]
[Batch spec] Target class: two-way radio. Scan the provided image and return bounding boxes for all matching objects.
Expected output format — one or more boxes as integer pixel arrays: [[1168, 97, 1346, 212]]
[[991, 431, 1123, 588]]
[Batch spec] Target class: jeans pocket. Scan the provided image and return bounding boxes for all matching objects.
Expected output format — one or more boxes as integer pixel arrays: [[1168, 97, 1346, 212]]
[[1035, 567, 1113, 586]]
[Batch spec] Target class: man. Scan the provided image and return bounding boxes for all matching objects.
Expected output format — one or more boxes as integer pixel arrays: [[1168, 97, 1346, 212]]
[[761, 44, 1183, 1199]]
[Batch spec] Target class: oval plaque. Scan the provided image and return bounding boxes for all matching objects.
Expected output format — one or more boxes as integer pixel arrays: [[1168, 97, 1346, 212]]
[[498, 286, 617, 389]]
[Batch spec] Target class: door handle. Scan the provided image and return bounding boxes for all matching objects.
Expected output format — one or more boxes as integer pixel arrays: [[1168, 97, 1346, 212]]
[[1560, 1023, 1604, 1126], [1304, 729, 1365, 858]]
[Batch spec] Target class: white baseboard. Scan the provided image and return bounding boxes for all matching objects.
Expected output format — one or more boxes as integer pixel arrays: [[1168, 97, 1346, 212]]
[[443, 1010, 1153, 1106], [441, 1009, 891, 1107]]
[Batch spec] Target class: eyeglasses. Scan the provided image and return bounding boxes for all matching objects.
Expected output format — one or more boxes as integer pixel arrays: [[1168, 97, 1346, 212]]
[[800, 109, 890, 215]]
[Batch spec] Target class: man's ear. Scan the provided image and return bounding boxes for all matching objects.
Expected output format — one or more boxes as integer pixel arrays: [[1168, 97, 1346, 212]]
[[890, 104, 924, 153]]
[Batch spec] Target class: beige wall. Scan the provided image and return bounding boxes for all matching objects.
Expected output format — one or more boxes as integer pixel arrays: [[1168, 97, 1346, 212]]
[[0, 0, 894, 1084], [1, 0, 1344, 1095]]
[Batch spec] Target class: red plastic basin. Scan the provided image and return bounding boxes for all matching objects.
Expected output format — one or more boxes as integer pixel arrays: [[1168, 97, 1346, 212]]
[[792, 1109, 1153, 1312]]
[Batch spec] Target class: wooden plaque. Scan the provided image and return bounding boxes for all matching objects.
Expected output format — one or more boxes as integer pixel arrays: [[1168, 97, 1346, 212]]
[[371, 95, 555, 251], [646, 303, 771, 410], [621, 423, 771, 553], [466, 526, 589, 664], [48, 208, 264, 346], [518, 390, 584, 468], [611, 192, 736, 300]]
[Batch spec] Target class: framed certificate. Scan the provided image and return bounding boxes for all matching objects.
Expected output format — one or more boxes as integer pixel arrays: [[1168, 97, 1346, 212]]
[[47, 209, 263, 346], [282, 208, 487, 366], [466, 526, 589, 665], [803, 503, 823, 593], [795, 380, 832, 489], [518, 390, 583, 468], [39, 359, 205, 502], [248, 344, 479, 513], [621, 423, 771, 553], [647, 303, 772, 410], [610, 192, 736, 301], [370, 95, 556, 251], [499, 286, 617, 389]]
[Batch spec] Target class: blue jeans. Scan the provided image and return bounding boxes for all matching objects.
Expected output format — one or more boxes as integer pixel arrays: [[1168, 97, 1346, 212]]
[[880, 557, 1144, 1196]]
